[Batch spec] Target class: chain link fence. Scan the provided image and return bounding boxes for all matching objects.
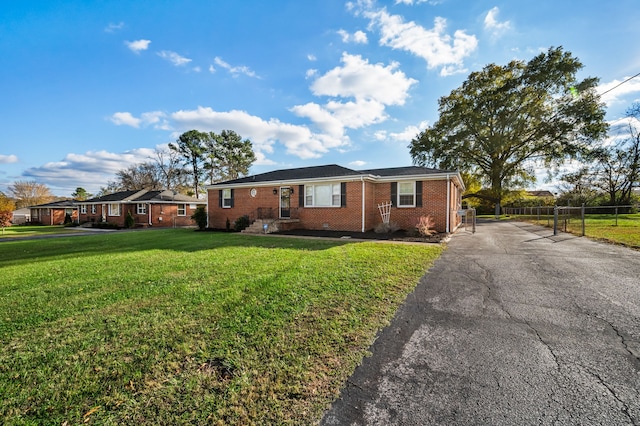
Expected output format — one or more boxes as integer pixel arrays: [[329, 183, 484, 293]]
[[503, 204, 639, 237]]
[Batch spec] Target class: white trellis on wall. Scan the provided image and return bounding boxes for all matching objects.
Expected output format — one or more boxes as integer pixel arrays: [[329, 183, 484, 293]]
[[377, 201, 392, 224]]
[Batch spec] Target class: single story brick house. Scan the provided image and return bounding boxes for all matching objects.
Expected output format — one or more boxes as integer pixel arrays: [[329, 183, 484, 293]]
[[206, 164, 465, 233], [78, 189, 206, 227], [30, 200, 79, 225]]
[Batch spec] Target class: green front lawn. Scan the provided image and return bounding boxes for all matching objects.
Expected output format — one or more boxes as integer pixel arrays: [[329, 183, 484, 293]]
[[0, 225, 79, 238], [0, 230, 443, 425]]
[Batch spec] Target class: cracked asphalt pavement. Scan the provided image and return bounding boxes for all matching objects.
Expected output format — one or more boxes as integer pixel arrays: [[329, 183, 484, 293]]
[[322, 220, 640, 425]]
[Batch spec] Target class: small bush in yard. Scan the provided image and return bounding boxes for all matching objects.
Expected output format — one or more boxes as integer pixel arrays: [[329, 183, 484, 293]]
[[234, 215, 250, 231], [416, 215, 436, 237], [191, 206, 207, 230], [374, 221, 400, 234], [125, 211, 135, 228]]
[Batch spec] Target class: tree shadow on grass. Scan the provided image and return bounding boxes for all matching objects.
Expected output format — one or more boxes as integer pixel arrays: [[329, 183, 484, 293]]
[[0, 228, 355, 267]]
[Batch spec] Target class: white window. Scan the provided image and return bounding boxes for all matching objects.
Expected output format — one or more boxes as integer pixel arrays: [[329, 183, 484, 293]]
[[80, 204, 87, 214], [177, 204, 186, 216], [398, 182, 416, 207], [305, 183, 341, 207], [108, 203, 121, 216], [137, 203, 147, 214], [91, 205, 96, 214], [222, 189, 232, 208]]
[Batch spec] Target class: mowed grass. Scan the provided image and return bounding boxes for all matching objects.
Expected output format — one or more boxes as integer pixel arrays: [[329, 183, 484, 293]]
[[519, 213, 640, 248], [0, 225, 78, 238], [0, 229, 443, 425]]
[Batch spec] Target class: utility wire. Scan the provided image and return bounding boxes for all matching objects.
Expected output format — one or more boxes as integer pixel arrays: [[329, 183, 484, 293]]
[[599, 71, 640, 96]]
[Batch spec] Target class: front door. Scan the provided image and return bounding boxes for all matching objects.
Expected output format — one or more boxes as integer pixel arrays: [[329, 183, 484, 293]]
[[280, 187, 291, 219]]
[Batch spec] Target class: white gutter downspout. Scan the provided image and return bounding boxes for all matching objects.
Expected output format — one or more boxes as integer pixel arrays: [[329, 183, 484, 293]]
[[446, 174, 451, 233], [148, 203, 152, 226], [361, 177, 366, 233]]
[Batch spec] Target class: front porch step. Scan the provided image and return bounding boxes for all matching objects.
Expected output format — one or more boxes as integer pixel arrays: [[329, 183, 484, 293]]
[[241, 218, 300, 234]]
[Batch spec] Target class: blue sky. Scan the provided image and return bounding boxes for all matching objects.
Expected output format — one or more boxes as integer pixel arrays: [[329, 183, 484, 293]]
[[1, 0, 639, 197]]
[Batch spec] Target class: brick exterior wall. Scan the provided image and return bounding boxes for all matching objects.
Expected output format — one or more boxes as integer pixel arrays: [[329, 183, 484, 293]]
[[207, 177, 464, 233], [77, 203, 200, 227], [31, 208, 77, 225]]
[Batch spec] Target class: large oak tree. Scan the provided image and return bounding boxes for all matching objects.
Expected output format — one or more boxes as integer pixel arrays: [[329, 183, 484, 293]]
[[410, 47, 608, 215]]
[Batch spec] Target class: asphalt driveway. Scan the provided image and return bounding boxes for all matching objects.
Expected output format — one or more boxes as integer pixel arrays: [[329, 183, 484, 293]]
[[322, 220, 640, 425]]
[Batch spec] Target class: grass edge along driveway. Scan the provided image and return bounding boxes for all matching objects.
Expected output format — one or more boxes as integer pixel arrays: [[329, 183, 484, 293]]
[[0, 229, 443, 425]]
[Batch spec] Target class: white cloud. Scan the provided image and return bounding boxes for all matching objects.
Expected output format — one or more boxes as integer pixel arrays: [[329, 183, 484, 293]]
[[193, 66, 201, 73], [484, 7, 511, 38], [338, 29, 368, 44], [292, 53, 416, 145], [214, 57, 259, 78], [373, 130, 387, 141], [110, 111, 169, 129], [310, 53, 416, 105], [0, 154, 18, 164], [171, 106, 345, 160], [305, 69, 318, 79], [104, 22, 124, 33], [597, 75, 640, 107], [307, 54, 317, 61], [125, 39, 151, 53], [362, 7, 477, 75], [209, 64, 216, 73], [395, 0, 441, 4], [349, 160, 367, 167], [389, 120, 429, 142], [110, 112, 141, 128], [157, 50, 192, 66], [372, 120, 428, 143], [22, 148, 157, 194]]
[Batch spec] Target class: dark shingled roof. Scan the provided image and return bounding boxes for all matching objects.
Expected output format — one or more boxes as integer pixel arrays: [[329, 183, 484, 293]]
[[212, 164, 362, 185], [360, 166, 456, 177], [134, 190, 205, 203], [211, 164, 457, 186], [85, 190, 143, 203], [29, 199, 77, 208], [526, 190, 555, 198], [84, 190, 204, 204]]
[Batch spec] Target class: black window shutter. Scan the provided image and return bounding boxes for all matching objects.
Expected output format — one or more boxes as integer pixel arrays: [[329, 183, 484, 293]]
[[341, 182, 347, 207], [391, 182, 397, 207], [230, 189, 234, 208], [299, 185, 305, 207], [416, 181, 423, 207], [218, 190, 223, 208]]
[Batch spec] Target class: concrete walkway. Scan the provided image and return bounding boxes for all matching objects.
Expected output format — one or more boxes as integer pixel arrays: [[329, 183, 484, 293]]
[[322, 220, 640, 425]]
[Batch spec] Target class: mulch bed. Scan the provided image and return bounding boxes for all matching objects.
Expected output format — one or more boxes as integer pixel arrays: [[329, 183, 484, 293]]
[[275, 229, 447, 243]]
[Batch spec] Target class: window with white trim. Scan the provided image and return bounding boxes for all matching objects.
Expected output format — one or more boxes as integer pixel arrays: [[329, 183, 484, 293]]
[[305, 183, 341, 207], [91, 205, 96, 214], [222, 189, 232, 208], [137, 203, 147, 214], [177, 204, 186, 216], [398, 182, 416, 207], [108, 203, 121, 216], [80, 204, 87, 214]]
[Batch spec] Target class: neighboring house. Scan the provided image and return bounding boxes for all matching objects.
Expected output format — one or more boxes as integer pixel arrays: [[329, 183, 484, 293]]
[[78, 189, 206, 228], [11, 208, 31, 224], [526, 190, 555, 198], [206, 164, 465, 233], [30, 200, 79, 225]]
